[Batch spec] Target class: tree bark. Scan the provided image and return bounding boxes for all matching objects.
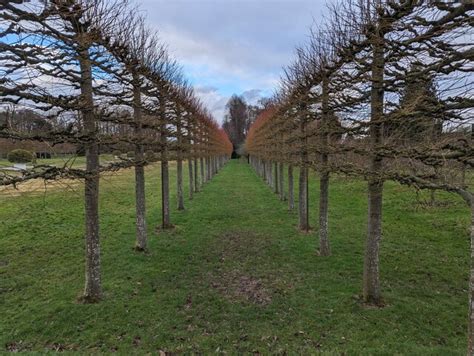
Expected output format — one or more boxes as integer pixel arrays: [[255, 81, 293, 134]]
[[160, 113, 172, 229], [268, 160, 272, 187], [279, 162, 285, 201], [206, 156, 211, 181], [263, 160, 267, 183], [319, 169, 330, 256], [299, 165, 309, 231], [288, 164, 294, 210], [176, 115, 185, 210], [177, 158, 184, 210], [161, 157, 171, 228], [132, 71, 147, 251], [299, 116, 309, 231], [188, 159, 194, 200], [194, 158, 199, 192], [79, 47, 101, 302], [200, 157, 205, 184], [319, 74, 330, 256], [269, 161, 272, 186], [363, 22, 385, 305], [274, 161, 279, 194], [468, 198, 474, 355]]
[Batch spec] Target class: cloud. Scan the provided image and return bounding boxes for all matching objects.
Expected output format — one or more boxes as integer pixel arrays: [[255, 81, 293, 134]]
[[137, 0, 329, 123], [194, 86, 267, 123], [195, 85, 219, 94], [241, 89, 263, 105]]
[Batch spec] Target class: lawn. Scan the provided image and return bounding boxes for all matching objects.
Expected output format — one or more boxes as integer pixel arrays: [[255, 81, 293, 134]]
[[0, 159, 470, 354]]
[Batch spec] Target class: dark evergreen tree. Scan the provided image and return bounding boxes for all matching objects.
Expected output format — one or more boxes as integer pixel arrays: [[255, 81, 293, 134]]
[[384, 67, 443, 144]]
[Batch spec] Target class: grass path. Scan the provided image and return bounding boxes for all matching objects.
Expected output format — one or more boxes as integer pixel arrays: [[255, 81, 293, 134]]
[[0, 160, 469, 353]]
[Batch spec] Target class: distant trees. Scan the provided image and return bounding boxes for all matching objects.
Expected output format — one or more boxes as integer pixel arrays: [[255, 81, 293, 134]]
[[223, 95, 269, 156], [384, 67, 443, 145], [0, 109, 53, 134], [223, 95, 248, 154]]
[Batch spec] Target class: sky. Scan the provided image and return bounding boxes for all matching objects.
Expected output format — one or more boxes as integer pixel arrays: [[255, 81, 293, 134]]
[[137, 0, 328, 124]]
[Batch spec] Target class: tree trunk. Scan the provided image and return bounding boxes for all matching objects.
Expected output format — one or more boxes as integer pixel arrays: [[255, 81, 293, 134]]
[[268, 160, 272, 187], [468, 198, 474, 355], [299, 116, 309, 231], [188, 159, 194, 200], [299, 165, 309, 231], [363, 23, 385, 305], [132, 71, 147, 252], [176, 116, 184, 210], [79, 48, 101, 302], [319, 169, 330, 256], [177, 158, 184, 210], [269, 161, 272, 186], [319, 74, 330, 256], [206, 156, 211, 181], [288, 164, 294, 210], [274, 161, 279, 194], [161, 159, 171, 228], [461, 164, 466, 187], [200, 157, 205, 184], [430, 189, 436, 205], [194, 158, 199, 192], [160, 119, 172, 229], [279, 162, 285, 201], [134, 161, 147, 250]]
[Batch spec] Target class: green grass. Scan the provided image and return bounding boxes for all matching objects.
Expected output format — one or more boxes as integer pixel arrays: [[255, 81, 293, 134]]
[[0, 160, 470, 353]]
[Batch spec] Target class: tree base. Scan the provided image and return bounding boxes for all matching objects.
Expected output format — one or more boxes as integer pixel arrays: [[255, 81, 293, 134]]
[[298, 226, 312, 234], [77, 294, 101, 304], [316, 249, 331, 257], [156, 224, 175, 232], [133, 245, 147, 253], [362, 296, 385, 308]]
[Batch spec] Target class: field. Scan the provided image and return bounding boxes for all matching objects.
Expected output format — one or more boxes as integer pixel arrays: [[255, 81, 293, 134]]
[[0, 154, 116, 169], [0, 159, 470, 354], [0, 155, 116, 197]]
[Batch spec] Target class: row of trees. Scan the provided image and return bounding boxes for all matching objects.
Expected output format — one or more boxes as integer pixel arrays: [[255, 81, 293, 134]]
[[0, 0, 232, 302], [245, 0, 473, 351]]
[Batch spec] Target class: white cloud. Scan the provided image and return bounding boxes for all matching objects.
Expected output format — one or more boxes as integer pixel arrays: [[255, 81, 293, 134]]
[[137, 0, 329, 124], [194, 86, 267, 124]]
